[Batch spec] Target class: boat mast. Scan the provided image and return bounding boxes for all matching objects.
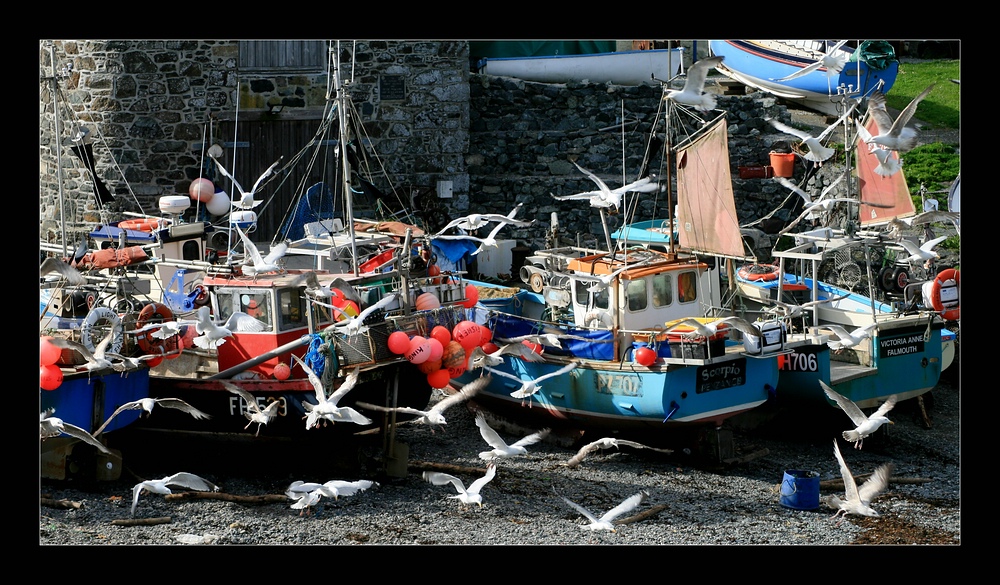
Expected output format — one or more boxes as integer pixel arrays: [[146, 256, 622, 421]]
[[46, 42, 68, 258], [332, 41, 359, 275]]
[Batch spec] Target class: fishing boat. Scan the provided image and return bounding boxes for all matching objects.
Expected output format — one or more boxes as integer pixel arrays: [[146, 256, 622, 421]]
[[451, 86, 820, 453], [475, 46, 686, 86], [729, 100, 957, 410], [707, 41, 899, 117]]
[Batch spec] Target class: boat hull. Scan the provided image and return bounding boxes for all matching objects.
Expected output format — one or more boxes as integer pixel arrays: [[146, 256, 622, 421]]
[[708, 40, 899, 116], [41, 367, 150, 434], [478, 48, 684, 86]]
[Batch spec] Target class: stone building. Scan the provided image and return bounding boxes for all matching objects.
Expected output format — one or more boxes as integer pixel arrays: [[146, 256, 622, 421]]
[[40, 40, 804, 257]]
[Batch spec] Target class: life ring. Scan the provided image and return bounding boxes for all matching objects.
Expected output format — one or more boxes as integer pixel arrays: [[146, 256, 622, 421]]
[[584, 309, 613, 329], [930, 268, 960, 321], [737, 263, 780, 282], [118, 218, 161, 232], [135, 302, 174, 353], [81, 306, 124, 355]]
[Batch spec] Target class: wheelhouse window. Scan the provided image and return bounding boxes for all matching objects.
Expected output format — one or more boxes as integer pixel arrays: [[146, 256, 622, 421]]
[[238, 40, 328, 72], [626, 278, 647, 312], [215, 290, 272, 331], [277, 288, 309, 331], [678, 271, 698, 304], [652, 273, 672, 307]]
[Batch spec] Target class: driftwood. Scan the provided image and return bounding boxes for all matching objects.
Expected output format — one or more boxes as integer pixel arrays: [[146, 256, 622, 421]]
[[408, 460, 487, 476], [819, 475, 932, 491], [41, 497, 82, 510], [722, 448, 770, 465], [111, 516, 172, 527], [164, 492, 288, 505], [615, 503, 668, 525]]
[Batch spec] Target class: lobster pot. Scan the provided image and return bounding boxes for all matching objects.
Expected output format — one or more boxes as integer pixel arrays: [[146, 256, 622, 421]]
[[386, 305, 467, 338], [333, 323, 395, 367]]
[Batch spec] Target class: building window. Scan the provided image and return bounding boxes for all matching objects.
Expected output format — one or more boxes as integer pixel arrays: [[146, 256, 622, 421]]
[[239, 40, 329, 71]]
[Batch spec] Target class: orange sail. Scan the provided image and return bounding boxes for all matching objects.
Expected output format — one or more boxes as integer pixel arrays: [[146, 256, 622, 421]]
[[856, 115, 915, 226]]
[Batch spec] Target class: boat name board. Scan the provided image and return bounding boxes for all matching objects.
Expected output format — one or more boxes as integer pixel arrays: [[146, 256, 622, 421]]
[[878, 331, 926, 358], [595, 373, 643, 397], [696, 359, 747, 393]]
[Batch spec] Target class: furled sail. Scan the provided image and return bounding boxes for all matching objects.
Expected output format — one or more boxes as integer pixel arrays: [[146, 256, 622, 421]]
[[856, 115, 915, 226], [675, 117, 750, 260]]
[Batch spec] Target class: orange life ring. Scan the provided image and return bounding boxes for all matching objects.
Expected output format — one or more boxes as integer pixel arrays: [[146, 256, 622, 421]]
[[930, 268, 960, 321], [738, 264, 780, 282], [135, 302, 174, 353], [118, 218, 161, 232]]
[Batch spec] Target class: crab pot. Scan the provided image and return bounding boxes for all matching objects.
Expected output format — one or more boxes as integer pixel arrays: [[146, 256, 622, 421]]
[[779, 469, 820, 510]]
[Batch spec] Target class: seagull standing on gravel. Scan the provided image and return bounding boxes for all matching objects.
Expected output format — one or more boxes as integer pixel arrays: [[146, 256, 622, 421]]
[[823, 323, 878, 351], [483, 361, 580, 401], [865, 84, 935, 153], [663, 55, 725, 112], [767, 104, 857, 163], [192, 305, 266, 350], [828, 439, 893, 525], [551, 161, 659, 210], [93, 397, 211, 436], [291, 356, 372, 429], [563, 437, 673, 469], [423, 463, 496, 508], [558, 490, 648, 532], [131, 471, 219, 517], [822, 382, 896, 449], [209, 154, 282, 210], [221, 381, 282, 436], [285, 479, 375, 515], [40, 408, 111, 454], [474, 412, 550, 461]]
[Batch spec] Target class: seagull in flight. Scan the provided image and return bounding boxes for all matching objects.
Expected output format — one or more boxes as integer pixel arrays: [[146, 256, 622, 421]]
[[897, 235, 948, 267], [563, 437, 673, 469], [777, 184, 893, 237], [772, 40, 849, 89], [40, 257, 86, 286], [466, 342, 545, 371], [131, 471, 219, 517], [496, 333, 565, 349], [291, 355, 372, 429], [209, 154, 282, 210], [221, 380, 282, 436], [823, 322, 878, 351], [192, 305, 266, 350], [128, 318, 199, 341], [434, 202, 534, 235], [551, 161, 659, 210], [822, 382, 896, 449], [322, 290, 399, 336], [40, 408, 111, 454], [864, 84, 935, 153], [663, 55, 725, 112], [47, 334, 115, 374], [767, 103, 857, 163], [233, 225, 288, 279], [423, 463, 496, 508], [666, 316, 763, 340], [854, 119, 902, 177], [828, 438, 893, 525], [764, 293, 850, 319], [474, 412, 550, 461], [356, 374, 489, 432], [285, 479, 375, 515], [93, 397, 211, 436], [483, 361, 580, 401], [558, 490, 647, 532], [908, 210, 960, 236]]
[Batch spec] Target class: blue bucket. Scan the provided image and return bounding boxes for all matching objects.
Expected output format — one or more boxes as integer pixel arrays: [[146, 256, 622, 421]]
[[779, 469, 820, 510]]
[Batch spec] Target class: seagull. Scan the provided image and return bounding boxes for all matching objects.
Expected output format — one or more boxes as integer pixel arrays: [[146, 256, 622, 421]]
[[563, 437, 673, 469], [291, 355, 372, 429], [909, 210, 960, 235], [663, 55, 725, 112], [897, 235, 948, 267], [40, 257, 86, 286], [865, 84, 935, 153], [192, 305, 266, 350], [105, 350, 180, 373], [434, 210, 528, 256], [474, 412, 550, 461], [40, 408, 111, 454], [776, 183, 893, 237], [221, 380, 282, 436], [774, 176, 816, 206], [496, 333, 564, 349], [550, 161, 659, 210], [569, 261, 652, 293], [47, 334, 115, 374], [829, 438, 893, 524], [127, 319, 199, 340], [767, 103, 857, 163], [482, 361, 580, 400], [666, 316, 763, 340], [822, 382, 896, 449], [559, 490, 647, 532], [823, 322, 878, 350], [233, 224, 288, 278], [854, 119, 902, 177], [434, 202, 534, 235], [764, 293, 850, 319], [322, 290, 399, 336], [423, 462, 496, 508], [209, 154, 282, 210], [131, 471, 219, 517], [466, 342, 545, 371], [93, 397, 211, 436], [772, 40, 849, 89], [356, 374, 489, 431], [285, 479, 375, 516]]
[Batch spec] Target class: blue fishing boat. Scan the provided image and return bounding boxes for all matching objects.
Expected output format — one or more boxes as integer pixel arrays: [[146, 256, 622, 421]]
[[707, 41, 899, 116]]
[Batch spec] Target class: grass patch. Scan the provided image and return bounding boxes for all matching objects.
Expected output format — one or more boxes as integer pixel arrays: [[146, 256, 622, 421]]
[[888, 60, 960, 129]]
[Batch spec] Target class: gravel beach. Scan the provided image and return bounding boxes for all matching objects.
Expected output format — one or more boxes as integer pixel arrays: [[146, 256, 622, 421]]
[[39, 364, 960, 546]]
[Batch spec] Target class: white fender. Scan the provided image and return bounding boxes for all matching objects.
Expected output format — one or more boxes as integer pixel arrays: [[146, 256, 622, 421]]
[[583, 309, 613, 329]]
